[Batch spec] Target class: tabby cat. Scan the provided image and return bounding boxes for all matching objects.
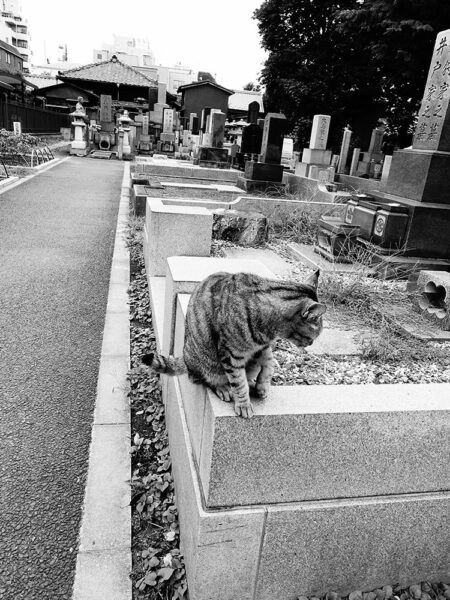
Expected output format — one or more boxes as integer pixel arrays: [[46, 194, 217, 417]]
[[142, 270, 326, 418]]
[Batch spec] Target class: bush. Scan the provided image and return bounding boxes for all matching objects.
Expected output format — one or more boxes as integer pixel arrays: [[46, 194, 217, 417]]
[[0, 129, 42, 155]]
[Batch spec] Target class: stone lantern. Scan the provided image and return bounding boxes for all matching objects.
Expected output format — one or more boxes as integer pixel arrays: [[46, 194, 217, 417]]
[[70, 96, 88, 156], [118, 110, 132, 158]]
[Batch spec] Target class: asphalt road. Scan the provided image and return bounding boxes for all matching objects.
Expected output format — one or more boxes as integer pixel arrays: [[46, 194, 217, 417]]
[[0, 157, 124, 599]]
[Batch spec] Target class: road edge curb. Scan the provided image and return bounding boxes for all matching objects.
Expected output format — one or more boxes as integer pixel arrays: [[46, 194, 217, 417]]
[[72, 162, 132, 600]]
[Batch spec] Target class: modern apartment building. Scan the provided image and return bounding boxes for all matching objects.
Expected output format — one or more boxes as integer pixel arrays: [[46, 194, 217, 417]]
[[93, 35, 196, 95], [0, 0, 30, 72]]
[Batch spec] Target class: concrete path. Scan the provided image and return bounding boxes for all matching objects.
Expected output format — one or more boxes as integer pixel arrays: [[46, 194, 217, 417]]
[[0, 157, 124, 600]]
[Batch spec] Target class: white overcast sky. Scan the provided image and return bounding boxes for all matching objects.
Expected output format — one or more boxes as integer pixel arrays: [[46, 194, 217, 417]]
[[20, 0, 267, 89]]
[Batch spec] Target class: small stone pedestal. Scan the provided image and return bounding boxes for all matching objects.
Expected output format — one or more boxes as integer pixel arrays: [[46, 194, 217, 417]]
[[198, 147, 229, 168], [314, 217, 360, 262], [237, 161, 285, 193]]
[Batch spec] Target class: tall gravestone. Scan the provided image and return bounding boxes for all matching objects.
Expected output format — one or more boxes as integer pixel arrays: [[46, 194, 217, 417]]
[[237, 112, 289, 192], [357, 125, 385, 175], [295, 114, 332, 178], [247, 101, 260, 124], [260, 112, 289, 164], [211, 111, 226, 148], [337, 126, 352, 173], [240, 101, 263, 156], [370, 28, 450, 260], [386, 30, 450, 203]]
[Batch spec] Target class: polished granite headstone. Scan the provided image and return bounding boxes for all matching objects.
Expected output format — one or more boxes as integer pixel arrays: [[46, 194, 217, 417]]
[[367, 28, 450, 260], [386, 29, 450, 204]]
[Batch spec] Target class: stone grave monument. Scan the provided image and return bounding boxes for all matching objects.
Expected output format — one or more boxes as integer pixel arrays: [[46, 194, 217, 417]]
[[237, 112, 289, 192], [295, 114, 332, 178], [372, 27, 450, 262], [150, 83, 169, 132], [356, 123, 385, 176], [337, 125, 352, 174], [197, 109, 229, 168], [159, 107, 176, 153], [236, 101, 263, 169], [316, 28, 450, 275], [139, 114, 151, 153]]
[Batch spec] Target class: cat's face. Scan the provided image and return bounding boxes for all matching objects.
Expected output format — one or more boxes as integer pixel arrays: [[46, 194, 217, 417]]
[[287, 301, 326, 348]]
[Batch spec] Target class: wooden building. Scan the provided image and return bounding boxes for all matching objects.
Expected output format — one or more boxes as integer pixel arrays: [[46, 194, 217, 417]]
[[178, 80, 233, 124]]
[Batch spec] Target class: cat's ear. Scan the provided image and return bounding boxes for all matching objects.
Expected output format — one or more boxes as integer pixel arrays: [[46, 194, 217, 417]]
[[304, 269, 320, 289], [301, 302, 327, 320]]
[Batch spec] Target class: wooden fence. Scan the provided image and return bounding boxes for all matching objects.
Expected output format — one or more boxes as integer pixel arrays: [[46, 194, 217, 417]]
[[0, 100, 71, 134]]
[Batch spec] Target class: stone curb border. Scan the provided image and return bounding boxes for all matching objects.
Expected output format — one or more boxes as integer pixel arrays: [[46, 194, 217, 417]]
[[0, 155, 70, 195], [72, 163, 132, 600]]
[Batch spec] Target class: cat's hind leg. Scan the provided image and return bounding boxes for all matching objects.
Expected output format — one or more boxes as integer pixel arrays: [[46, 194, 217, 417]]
[[253, 346, 273, 400]]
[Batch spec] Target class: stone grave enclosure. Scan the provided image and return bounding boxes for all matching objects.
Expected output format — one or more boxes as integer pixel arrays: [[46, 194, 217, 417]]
[[128, 158, 450, 600]]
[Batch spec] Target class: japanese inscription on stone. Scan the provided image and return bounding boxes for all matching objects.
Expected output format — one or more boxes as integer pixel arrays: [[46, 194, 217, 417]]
[[309, 114, 331, 150], [163, 108, 174, 133], [100, 95, 112, 123], [413, 29, 450, 151]]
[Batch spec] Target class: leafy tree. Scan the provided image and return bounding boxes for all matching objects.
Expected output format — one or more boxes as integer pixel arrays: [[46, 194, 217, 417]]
[[254, 0, 450, 149], [243, 81, 261, 91]]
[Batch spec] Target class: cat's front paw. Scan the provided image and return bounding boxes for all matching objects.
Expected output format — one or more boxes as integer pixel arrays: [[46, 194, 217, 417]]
[[234, 399, 254, 419]]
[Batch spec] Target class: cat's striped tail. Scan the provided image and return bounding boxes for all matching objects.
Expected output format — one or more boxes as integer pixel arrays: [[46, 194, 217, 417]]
[[141, 353, 187, 375]]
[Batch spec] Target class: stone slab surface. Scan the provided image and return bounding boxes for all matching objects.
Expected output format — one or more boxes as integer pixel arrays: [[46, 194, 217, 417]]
[[308, 326, 362, 355], [223, 246, 293, 276], [73, 550, 131, 600], [161, 181, 242, 193], [132, 161, 239, 182], [287, 242, 370, 273], [199, 385, 450, 507], [257, 492, 450, 599], [78, 424, 130, 552], [376, 301, 450, 341]]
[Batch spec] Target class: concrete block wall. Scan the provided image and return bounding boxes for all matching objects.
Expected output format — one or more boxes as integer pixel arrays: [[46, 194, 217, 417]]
[[143, 198, 213, 278]]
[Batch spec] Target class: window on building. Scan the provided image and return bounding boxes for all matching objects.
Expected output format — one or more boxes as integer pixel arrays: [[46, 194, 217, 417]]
[[6, 54, 11, 64], [172, 80, 183, 89], [17, 40, 27, 48], [97, 53, 102, 59], [17, 25, 27, 34]]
